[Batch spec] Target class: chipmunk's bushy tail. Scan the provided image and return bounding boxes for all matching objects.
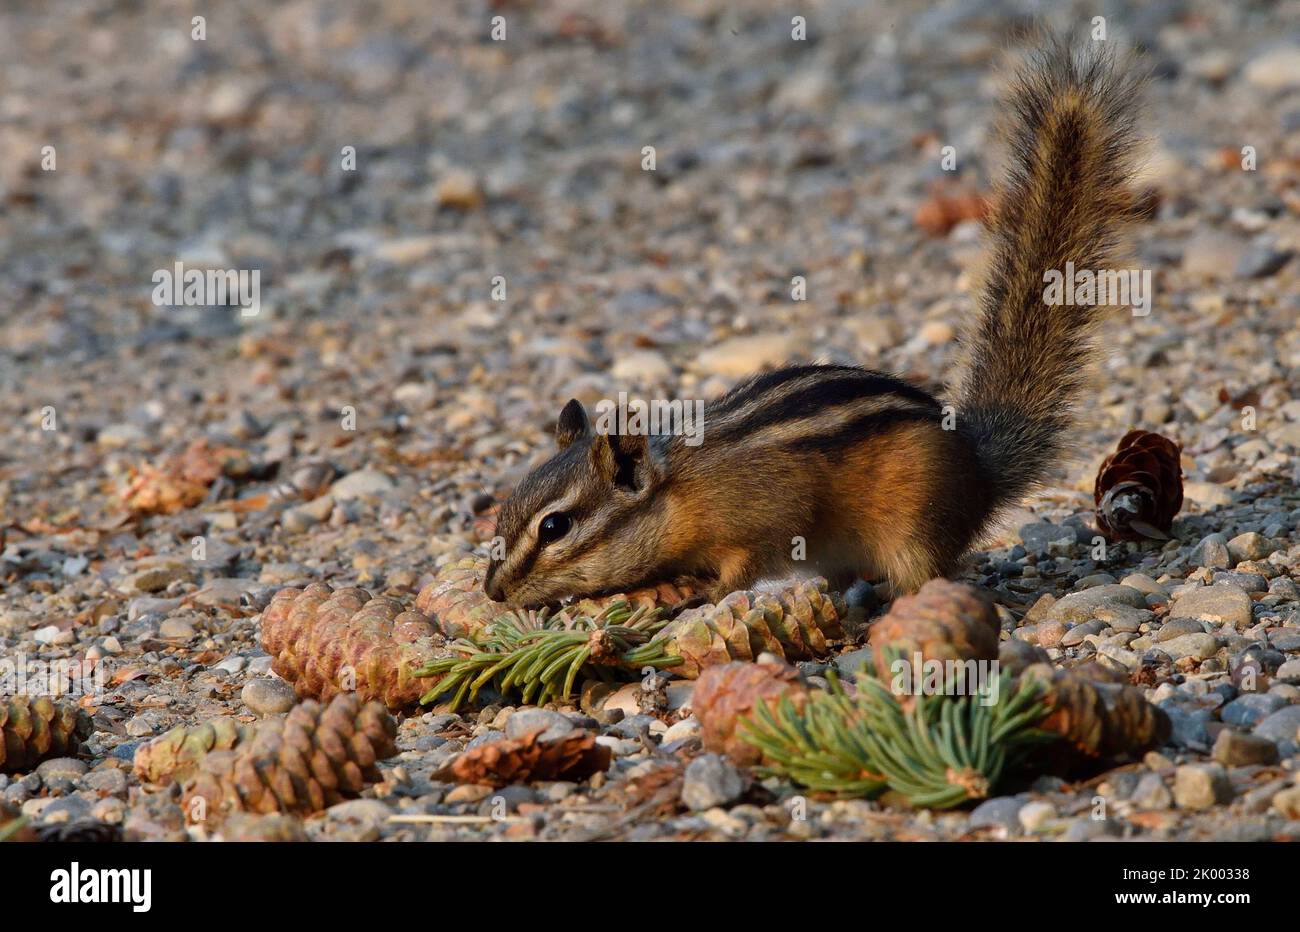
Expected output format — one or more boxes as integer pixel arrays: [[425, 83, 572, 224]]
[[956, 37, 1144, 523]]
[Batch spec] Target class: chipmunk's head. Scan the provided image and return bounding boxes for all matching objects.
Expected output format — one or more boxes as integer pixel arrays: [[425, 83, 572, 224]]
[[484, 399, 668, 606]]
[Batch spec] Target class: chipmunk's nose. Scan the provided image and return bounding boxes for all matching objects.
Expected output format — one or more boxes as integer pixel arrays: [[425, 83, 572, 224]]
[[483, 565, 506, 602]]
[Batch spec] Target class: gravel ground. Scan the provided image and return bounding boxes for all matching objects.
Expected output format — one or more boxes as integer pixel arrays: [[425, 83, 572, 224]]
[[2, 0, 1300, 841]]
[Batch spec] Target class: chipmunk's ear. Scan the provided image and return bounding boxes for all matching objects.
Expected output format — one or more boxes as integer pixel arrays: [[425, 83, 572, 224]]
[[589, 432, 663, 493], [555, 399, 591, 449]]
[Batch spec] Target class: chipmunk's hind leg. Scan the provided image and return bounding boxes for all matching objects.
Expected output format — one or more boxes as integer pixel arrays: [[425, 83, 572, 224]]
[[835, 419, 975, 595]]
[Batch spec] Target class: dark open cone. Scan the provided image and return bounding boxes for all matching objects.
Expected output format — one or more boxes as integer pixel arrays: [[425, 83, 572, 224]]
[[1094, 429, 1183, 541]]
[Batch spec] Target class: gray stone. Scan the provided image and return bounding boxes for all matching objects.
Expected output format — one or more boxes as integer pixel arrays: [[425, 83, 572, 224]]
[[192, 578, 260, 607], [832, 647, 874, 677], [1235, 247, 1294, 280], [124, 715, 158, 738], [1120, 574, 1167, 596], [969, 796, 1025, 835], [326, 799, 393, 826], [504, 708, 576, 742], [1155, 617, 1207, 641], [1275, 658, 1300, 680], [1252, 704, 1300, 750], [35, 757, 87, 781], [1095, 605, 1153, 632], [158, 617, 197, 639], [1131, 772, 1172, 809], [118, 563, 189, 593], [241, 677, 297, 715], [1214, 573, 1267, 594], [38, 796, 92, 823], [1271, 633, 1300, 652], [1017, 800, 1056, 832], [214, 656, 247, 675], [1227, 532, 1270, 562], [1212, 729, 1279, 766], [1169, 585, 1254, 630], [1061, 620, 1106, 647], [1159, 703, 1212, 750], [681, 754, 745, 811], [1267, 577, 1300, 601], [1190, 533, 1231, 569], [329, 469, 396, 500], [694, 334, 803, 378], [1017, 522, 1076, 556], [1154, 633, 1220, 661], [1174, 763, 1233, 809], [1033, 620, 1067, 648], [1274, 786, 1300, 818], [83, 768, 129, 795], [1244, 45, 1300, 90], [1061, 817, 1118, 842], [1221, 692, 1286, 727], [1046, 586, 1148, 624]]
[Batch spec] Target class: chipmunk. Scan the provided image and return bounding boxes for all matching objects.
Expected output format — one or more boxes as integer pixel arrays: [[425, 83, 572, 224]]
[[485, 39, 1144, 607]]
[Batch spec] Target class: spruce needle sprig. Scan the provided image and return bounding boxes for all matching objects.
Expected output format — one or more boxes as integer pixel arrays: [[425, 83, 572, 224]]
[[414, 601, 682, 710], [738, 662, 1054, 809]]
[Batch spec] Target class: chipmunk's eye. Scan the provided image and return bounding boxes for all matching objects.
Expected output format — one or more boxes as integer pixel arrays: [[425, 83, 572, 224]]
[[538, 512, 572, 545]]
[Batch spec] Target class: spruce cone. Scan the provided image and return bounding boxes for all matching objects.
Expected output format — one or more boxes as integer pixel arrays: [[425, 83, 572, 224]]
[[414, 557, 504, 640], [1094, 429, 1183, 541], [654, 579, 848, 677], [133, 718, 255, 784], [261, 583, 448, 709], [1018, 663, 1171, 768], [180, 694, 396, 823], [866, 579, 1000, 682], [1, 696, 93, 773], [434, 729, 611, 787], [415, 556, 699, 640], [693, 658, 810, 766]]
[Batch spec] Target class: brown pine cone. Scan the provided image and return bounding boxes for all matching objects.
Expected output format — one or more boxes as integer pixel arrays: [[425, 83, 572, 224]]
[[1, 696, 93, 773], [180, 694, 397, 824], [133, 717, 255, 785], [654, 579, 848, 678], [1017, 663, 1171, 769], [261, 583, 448, 709], [1094, 429, 1183, 541], [434, 728, 611, 787], [415, 556, 700, 640], [866, 579, 1000, 682], [693, 657, 810, 766]]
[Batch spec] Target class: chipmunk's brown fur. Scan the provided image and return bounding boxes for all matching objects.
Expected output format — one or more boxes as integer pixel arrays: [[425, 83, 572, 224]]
[[485, 39, 1144, 607]]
